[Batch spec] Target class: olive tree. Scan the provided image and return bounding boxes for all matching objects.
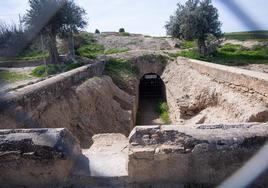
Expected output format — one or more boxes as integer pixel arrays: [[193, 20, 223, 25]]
[[23, 0, 87, 63], [165, 0, 222, 55]]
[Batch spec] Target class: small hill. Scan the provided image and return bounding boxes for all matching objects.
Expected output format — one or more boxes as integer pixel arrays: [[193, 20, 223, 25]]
[[94, 34, 175, 51]]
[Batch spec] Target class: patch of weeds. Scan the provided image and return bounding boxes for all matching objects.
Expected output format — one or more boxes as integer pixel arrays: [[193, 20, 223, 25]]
[[180, 40, 196, 49], [0, 71, 31, 83], [77, 43, 129, 58], [105, 59, 138, 90], [104, 49, 129, 55], [31, 60, 86, 77], [76, 44, 105, 59], [224, 30, 268, 41], [31, 64, 61, 77], [74, 32, 96, 48], [156, 101, 171, 124], [219, 43, 242, 53], [0, 50, 48, 61], [64, 61, 85, 71], [121, 32, 130, 36], [176, 43, 268, 66]]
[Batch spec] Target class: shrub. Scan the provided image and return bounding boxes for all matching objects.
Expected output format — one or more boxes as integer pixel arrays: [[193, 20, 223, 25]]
[[64, 61, 84, 71], [95, 29, 100, 34], [74, 32, 95, 49], [180, 40, 196, 49], [76, 44, 105, 59], [119, 28, 125, 33], [31, 64, 61, 77]]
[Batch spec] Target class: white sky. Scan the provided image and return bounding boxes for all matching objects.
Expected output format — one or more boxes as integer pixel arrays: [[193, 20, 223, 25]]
[[0, 0, 267, 36]]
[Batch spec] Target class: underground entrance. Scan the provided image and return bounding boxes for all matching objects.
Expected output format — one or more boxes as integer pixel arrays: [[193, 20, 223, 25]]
[[136, 73, 167, 125]]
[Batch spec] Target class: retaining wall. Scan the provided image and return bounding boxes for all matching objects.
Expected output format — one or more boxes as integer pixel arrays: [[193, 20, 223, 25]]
[[185, 58, 268, 101], [0, 62, 105, 112]]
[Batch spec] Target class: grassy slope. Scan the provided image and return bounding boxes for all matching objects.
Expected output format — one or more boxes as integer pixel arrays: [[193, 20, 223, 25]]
[[169, 42, 268, 66], [0, 71, 31, 83], [224, 30, 268, 41], [104, 59, 137, 91]]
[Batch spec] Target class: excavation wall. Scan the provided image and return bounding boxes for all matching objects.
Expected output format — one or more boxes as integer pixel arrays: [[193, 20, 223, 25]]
[[162, 57, 268, 124], [0, 62, 134, 148]]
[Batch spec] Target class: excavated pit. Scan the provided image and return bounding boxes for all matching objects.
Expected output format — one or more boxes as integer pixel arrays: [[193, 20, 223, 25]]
[[136, 73, 166, 125]]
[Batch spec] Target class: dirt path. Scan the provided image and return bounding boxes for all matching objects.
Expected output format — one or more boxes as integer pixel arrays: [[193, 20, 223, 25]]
[[136, 98, 164, 125]]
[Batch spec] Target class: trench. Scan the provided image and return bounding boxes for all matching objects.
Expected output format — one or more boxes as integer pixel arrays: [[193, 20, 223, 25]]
[[136, 73, 166, 125]]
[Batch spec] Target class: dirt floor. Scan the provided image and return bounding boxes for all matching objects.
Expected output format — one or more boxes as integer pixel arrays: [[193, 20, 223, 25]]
[[136, 98, 164, 125]]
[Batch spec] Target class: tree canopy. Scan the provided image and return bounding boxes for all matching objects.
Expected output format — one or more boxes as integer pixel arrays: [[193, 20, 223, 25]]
[[165, 0, 222, 55], [23, 0, 87, 63]]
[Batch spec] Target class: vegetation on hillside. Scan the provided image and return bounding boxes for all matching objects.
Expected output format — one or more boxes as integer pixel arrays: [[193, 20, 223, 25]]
[[31, 60, 85, 77], [0, 71, 31, 83], [105, 59, 138, 91], [0, 50, 48, 61], [75, 32, 129, 59], [172, 43, 268, 66], [224, 31, 268, 41]]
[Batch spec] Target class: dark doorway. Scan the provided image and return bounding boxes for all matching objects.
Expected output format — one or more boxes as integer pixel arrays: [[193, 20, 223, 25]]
[[136, 73, 166, 125]]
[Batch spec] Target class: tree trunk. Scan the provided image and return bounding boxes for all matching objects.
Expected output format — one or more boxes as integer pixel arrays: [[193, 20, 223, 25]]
[[48, 33, 59, 64], [68, 34, 75, 60], [197, 38, 207, 56]]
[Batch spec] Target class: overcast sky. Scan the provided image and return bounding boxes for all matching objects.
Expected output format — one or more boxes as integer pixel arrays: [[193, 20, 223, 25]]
[[0, 0, 267, 36]]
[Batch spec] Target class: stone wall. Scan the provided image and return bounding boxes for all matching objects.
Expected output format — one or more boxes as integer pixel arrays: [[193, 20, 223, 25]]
[[0, 61, 105, 111], [128, 124, 268, 186], [186, 58, 268, 102], [0, 128, 81, 187]]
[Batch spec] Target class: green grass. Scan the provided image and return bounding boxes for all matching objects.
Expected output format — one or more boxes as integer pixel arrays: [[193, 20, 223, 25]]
[[0, 50, 48, 61], [31, 64, 61, 77], [0, 71, 31, 83], [156, 102, 171, 124], [76, 44, 105, 59], [120, 32, 130, 36], [224, 30, 268, 41], [105, 59, 138, 90], [74, 32, 96, 48], [104, 49, 129, 55], [77, 43, 129, 59], [180, 40, 196, 49], [31, 60, 85, 77], [176, 43, 268, 66]]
